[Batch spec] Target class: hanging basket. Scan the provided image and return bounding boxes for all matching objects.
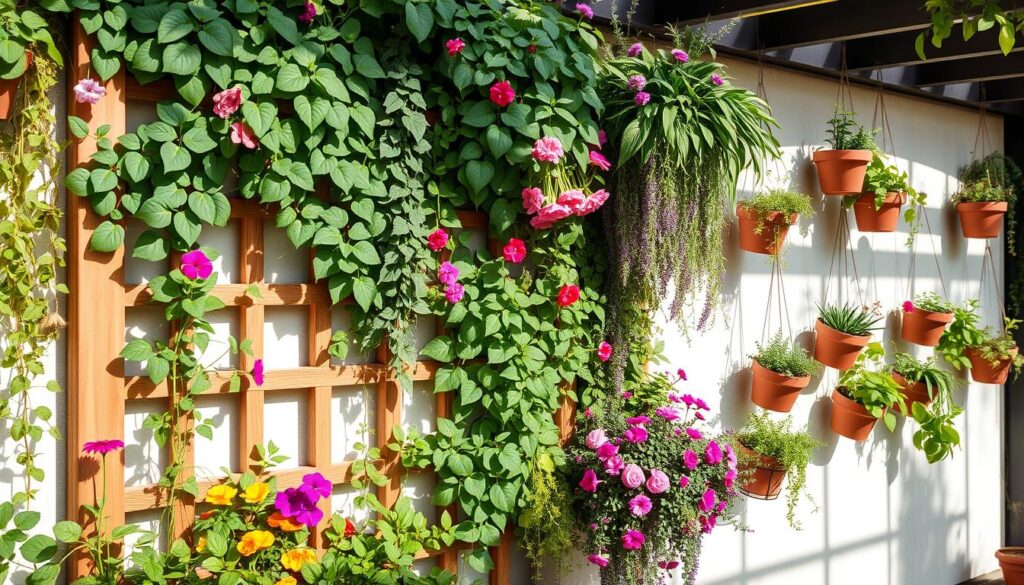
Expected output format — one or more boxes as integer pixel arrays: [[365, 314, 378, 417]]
[[0, 50, 32, 121], [996, 548, 1024, 585], [901, 307, 953, 346], [750, 359, 810, 413], [814, 319, 870, 370], [830, 388, 878, 441], [956, 201, 1008, 239], [853, 192, 907, 233], [736, 443, 788, 500], [891, 371, 932, 414], [736, 205, 797, 255], [812, 149, 872, 195], [966, 346, 1018, 384]]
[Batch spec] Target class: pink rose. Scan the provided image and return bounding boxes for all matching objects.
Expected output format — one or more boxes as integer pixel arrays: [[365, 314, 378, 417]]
[[556, 284, 581, 307], [438, 261, 459, 286], [597, 341, 613, 362], [624, 427, 648, 443], [444, 283, 464, 304], [678, 475, 690, 488], [586, 429, 608, 450], [576, 189, 609, 216], [705, 441, 723, 465], [556, 189, 586, 212], [446, 38, 465, 57], [587, 554, 609, 567], [596, 442, 618, 461], [604, 455, 625, 475], [489, 80, 516, 107], [621, 464, 645, 489], [212, 86, 242, 119], [634, 91, 651, 106], [698, 488, 716, 513], [628, 494, 652, 516], [655, 406, 679, 421], [626, 416, 650, 426], [578, 469, 601, 493], [502, 238, 526, 263], [426, 228, 449, 252], [531, 136, 564, 164], [627, 75, 647, 91], [589, 150, 612, 171], [521, 187, 546, 215], [683, 449, 699, 470], [73, 78, 105, 104], [530, 203, 572, 229], [230, 122, 259, 149], [621, 530, 645, 550], [646, 469, 670, 494]]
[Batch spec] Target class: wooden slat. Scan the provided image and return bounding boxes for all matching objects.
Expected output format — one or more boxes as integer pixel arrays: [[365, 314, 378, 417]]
[[125, 283, 332, 307], [306, 271, 333, 549], [375, 343, 401, 509], [238, 216, 264, 471], [555, 389, 577, 446], [66, 21, 127, 580], [489, 531, 513, 585]]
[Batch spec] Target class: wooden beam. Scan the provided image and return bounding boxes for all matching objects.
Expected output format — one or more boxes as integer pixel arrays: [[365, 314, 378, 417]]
[[845, 29, 1016, 72], [660, 0, 833, 24], [915, 52, 1024, 87], [757, 0, 932, 50], [982, 78, 1024, 103]]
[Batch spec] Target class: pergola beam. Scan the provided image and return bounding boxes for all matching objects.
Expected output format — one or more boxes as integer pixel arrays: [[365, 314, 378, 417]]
[[658, 0, 827, 24], [757, 0, 933, 50], [845, 29, 1016, 72], [914, 52, 1024, 87]]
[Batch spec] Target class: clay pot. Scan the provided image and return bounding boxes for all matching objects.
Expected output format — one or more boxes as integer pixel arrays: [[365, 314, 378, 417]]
[[997, 547, 1024, 585], [853, 192, 907, 233], [830, 388, 878, 441], [892, 372, 932, 414], [750, 359, 811, 413], [901, 307, 954, 347], [737, 443, 787, 500], [0, 50, 31, 121], [956, 201, 1008, 239], [814, 319, 871, 370], [966, 346, 1018, 384], [736, 205, 797, 256], [812, 149, 873, 195]]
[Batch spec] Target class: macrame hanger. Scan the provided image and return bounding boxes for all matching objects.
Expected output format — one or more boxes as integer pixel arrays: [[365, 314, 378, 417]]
[[980, 241, 1007, 331], [835, 43, 855, 114], [870, 69, 897, 160], [973, 95, 993, 162], [761, 261, 795, 344]]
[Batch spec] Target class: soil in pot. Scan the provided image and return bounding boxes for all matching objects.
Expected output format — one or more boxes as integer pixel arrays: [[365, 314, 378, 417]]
[[737, 443, 788, 500], [853, 192, 907, 233], [814, 319, 871, 370], [957, 201, 1008, 239], [997, 547, 1024, 585], [0, 50, 32, 121], [892, 372, 932, 414], [736, 205, 797, 256], [966, 346, 1018, 384], [901, 308, 954, 347], [750, 359, 811, 413], [812, 149, 873, 195], [830, 388, 878, 441]]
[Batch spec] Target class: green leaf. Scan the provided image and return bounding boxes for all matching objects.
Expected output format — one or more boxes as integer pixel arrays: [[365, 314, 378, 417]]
[[198, 18, 236, 57], [65, 168, 90, 195], [352, 276, 377, 311], [999, 21, 1016, 55], [90, 221, 124, 252], [462, 101, 496, 128], [353, 54, 385, 79], [121, 339, 153, 361], [489, 483, 511, 512], [350, 105, 376, 138], [122, 152, 150, 183], [276, 63, 309, 92], [133, 230, 170, 261], [489, 198, 516, 233], [182, 127, 217, 153], [90, 168, 118, 193], [20, 535, 56, 563], [68, 116, 89, 139], [465, 160, 494, 193], [267, 7, 301, 45], [157, 9, 194, 44], [14, 511, 40, 530], [421, 336, 455, 362], [405, 2, 434, 43], [485, 125, 513, 157], [160, 142, 192, 172], [188, 191, 217, 223], [162, 42, 202, 76], [53, 521, 82, 544]]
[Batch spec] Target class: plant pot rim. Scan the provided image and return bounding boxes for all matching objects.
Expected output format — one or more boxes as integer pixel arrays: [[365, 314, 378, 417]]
[[816, 318, 872, 341], [967, 344, 1019, 358], [956, 200, 1009, 210], [855, 191, 908, 205], [905, 306, 954, 318], [737, 441, 788, 472], [736, 204, 798, 225], [832, 387, 876, 416], [751, 358, 812, 383], [812, 149, 873, 161]]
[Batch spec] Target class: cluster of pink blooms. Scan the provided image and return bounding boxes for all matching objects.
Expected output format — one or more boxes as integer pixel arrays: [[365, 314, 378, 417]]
[[209, 86, 260, 150], [902, 300, 915, 313], [426, 229, 530, 303], [274, 471, 331, 527], [522, 135, 610, 229], [575, 2, 594, 19]]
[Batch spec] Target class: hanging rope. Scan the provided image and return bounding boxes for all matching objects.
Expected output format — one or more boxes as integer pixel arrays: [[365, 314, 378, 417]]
[[973, 95, 993, 161], [760, 262, 795, 343], [823, 205, 867, 310], [979, 241, 1007, 330]]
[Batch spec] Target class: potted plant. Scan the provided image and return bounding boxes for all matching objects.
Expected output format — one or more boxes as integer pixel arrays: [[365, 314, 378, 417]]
[[749, 332, 821, 412], [890, 353, 964, 463], [848, 152, 921, 233], [736, 412, 822, 529], [965, 319, 1024, 384], [953, 177, 1012, 239], [997, 548, 1024, 585], [830, 343, 905, 441], [888, 352, 956, 412], [812, 111, 875, 195], [736, 188, 813, 256], [0, 7, 57, 120], [814, 302, 882, 370], [901, 292, 955, 346]]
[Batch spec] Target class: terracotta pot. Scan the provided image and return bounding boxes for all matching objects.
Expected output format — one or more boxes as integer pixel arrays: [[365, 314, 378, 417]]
[[737, 443, 788, 500], [750, 359, 811, 413], [830, 388, 878, 441], [892, 372, 932, 414], [997, 547, 1024, 585], [900, 307, 954, 347], [966, 346, 1018, 384], [736, 205, 797, 255], [0, 50, 31, 121], [956, 201, 1008, 239], [814, 319, 871, 370], [853, 192, 907, 233], [812, 149, 873, 195]]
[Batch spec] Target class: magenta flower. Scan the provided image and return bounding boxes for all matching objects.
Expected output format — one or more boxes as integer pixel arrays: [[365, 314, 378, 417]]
[[655, 406, 679, 421], [438, 261, 459, 286], [302, 472, 332, 498], [274, 484, 323, 528], [426, 228, 449, 251], [585, 407, 593, 418], [627, 43, 644, 57], [622, 530, 646, 550], [212, 86, 242, 119], [604, 455, 625, 475], [74, 78, 105, 104], [502, 238, 527, 263], [557, 189, 586, 213], [724, 468, 737, 489], [711, 73, 724, 86], [695, 411, 705, 421], [597, 341, 613, 362], [446, 38, 466, 57], [297, 1, 317, 24], [646, 469, 670, 494], [532, 136, 565, 164], [626, 416, 650, 426], [576, 190, 610, 217], [677, 368, 688, 381], [634, 91, 651, 106], [685, 427, 702, 441], [698, 488, 717, 513], [444, 283, 464, 304], [683, 449, 699, 470], [598, 129, 608, 148], [596, 442, 619, 461], [252, 358, 264, 387], [621, 464, 646, 489], [705, 441, 723, 465], [579, 469, 602, 493], [678, 474, 690, 488], [627, 74, 647, 92], [624, 427, 648, 443], [521, 187, 546, 215], [702, 514, 717, 533], [659, 560, 681, 570], [180, 249, 213, 280], [628, 494, 652, 516], [230, 122, 259, 149], [902, 300, 915, 313], [588, 554, 609, 567], [589, 150, 612, 171], [530, 203, 573, 230], [694, 397, 709, 411], [489, 80, 516, 107], [82, 439, 124, 456], [575, 2, 594, 19], [671, 49, 689, 63], [725, 443, 737, 468], [586, 429, 608, 450]]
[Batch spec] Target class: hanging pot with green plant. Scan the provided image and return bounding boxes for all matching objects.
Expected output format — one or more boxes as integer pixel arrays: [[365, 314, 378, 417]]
[[0, 5, 57, 121], [812, 111, 875, 195], [901, 292, 955, 347], [0, 50, 30, 120], [953, 178, 1012, 239], [814, 302, 881, 370], [889, 352, 964, 463], [736, 188, 813, 256], [848, 152, 922, 233], [749, 332, 821, 412], [830, 343, 905, 441], [965, 319, 1024, 384]]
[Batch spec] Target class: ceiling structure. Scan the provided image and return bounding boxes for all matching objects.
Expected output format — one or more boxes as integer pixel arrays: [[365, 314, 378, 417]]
[[577, 0, 1024, 116]]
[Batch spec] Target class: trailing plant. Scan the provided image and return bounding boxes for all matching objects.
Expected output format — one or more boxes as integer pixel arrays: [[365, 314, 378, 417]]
[[918, 1, 1022, 59], [751, 331, 821, 378], [973, 317, 1024, 377], [889, 352, 963, 463], [0, 0, 61, 81], [937, 299, 984, 370], [906, 292, 956, 314], [837, 343, 905, 432], [817, 302, 882, 337], [736, 412, 822, 529], [739, 188, 813, 234], [518, 452, 575, 579], [823, 110, 875, 151], [850, 151, 925, 245]]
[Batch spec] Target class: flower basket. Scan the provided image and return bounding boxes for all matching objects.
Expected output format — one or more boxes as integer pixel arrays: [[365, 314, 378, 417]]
[[0, 50, 32, 121], [814, 319, 871, 370], [891, 372, 932, 414], [749, 359, 810, 413], [997, 547, 1024, 585], [736, 442, 787, 500], [853, 192, 907, 233], [956, 201, 1008, 238], [736, 204, 797, 256], [966, 346, 1018, 384], [812, 149, 872, 195], [830, 388, 878, 441]]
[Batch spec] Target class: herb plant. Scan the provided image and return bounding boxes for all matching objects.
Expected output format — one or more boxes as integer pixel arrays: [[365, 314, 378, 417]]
[[937, 300, 984, 370], [853, 152, 925, 245], [824, 111, 876, 151], [837, 343, 905, 432], [890, 352, 963, 463], [752, 332, 821, 378], [973, 318, 1024, 377], [817, 302, 882, 337], [910, 292, 955, 314], [740, 188, 814, 235]]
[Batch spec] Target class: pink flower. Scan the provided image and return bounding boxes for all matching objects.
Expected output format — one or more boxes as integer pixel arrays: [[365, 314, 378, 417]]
[[302, 471, 332, 498], [902, 300, 915, 313], [576, 189, 610, 216], [252, 358, 264, 387], [646, 469, 670, 494], [230, 122, 259, 149], [621, 464, 645, 489], [502, 238, 526, 263], [671, 49, 689, 63], [532, 136, 565, 163], [624, 427, 648, 443], [557, 189, 586, 211], [702, 514, 717, 533], [628, 494, 652, 516], [584, 407, 593, 418], [596, 442, 619, 461], [678, 475, 690, 488], [597, 341, 613, 362], [212, 86, 243, 119], [575, 2, 594, 19], [685, 428, 702, 441], [717, 500, 728, 513], [659, 560, 681, 570], [604, 455, 625, 475], [489, 80, 516, 107], [705, 441, 723, 465], [426, 228, 449, 252], [578, 469, 602, 493], [73, 78, 105, 104], [181, 249, 213, 280], [621, 530, 645, 550], [589, 150, 612, 171], [621, 391, 633, 400], [698, 488, 716, 513], [627, 43, 644, 57], [724, 468, 737, 489], [588, 554, 609, 568], [634, 91, 651, 106], [683, 449, 699, 470], [655, 406, 679, 421], [627, 75, 647, 91], [530, 203, 573, 229], [557, 284, 581, 307], [586, 429, 608, 450], [626, 416, 650, 426], [598, 129, 608, 148], [82, 439, 124, 456], [446, 38, 465, 57], [297, 1, 317, 24], [695, 411, 705, 421], [711, 73, 724, 86], [677, 368, 688, 381], [438, 261, 459, 286], [444, 283, 464, 304], [521, 187, 546, 215], [694, 397, 709, 411]]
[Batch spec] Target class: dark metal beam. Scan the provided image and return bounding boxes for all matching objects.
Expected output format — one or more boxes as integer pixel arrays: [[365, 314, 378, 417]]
[[914, 52, 1024, 87], [757, 0, 932, 50], [657, 0, 826, 24], [845, 29, 1017, 72], [982, 78, 1024, 103]]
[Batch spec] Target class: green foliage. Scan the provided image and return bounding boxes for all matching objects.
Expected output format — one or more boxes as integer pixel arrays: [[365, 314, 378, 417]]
[[852, 151, 924, 246], [737, 412, 822, 529], [919, 0, 1022, 59], [752, 332, 820, 378], [953, 177, 1013, 203], [741, 188, 813, 236], [518, 453, 575, 578], [0, 0, 61, 81], [890, 352, 964, 463], [955, 153, 1019, 260], [837, 343, 905, 431], [817, 302, 881, 337], [973, 317, 1024, 377], [937, 299, 985, 370], [823, 111, 875, 151], [911, 291, 955, 314]]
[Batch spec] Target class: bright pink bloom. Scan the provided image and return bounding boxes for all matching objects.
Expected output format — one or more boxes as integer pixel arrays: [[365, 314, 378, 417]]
[[557, 189, 586, 211], [685, 428, 702, 441], [627, 74, 647, 91], [302, 472, 331, 498], [677, 368, 688, 381], [297, 1, 317, 24], [705, 441, 723, 465], [530, 203, 573, 229], [626, 416, 650, 426], [724, 468, 737, 489], [578, 469, 602, 493], [598, 129, 608, 148], [212, 86, 242, 118], [725, 443, 737, 468], [621, 464, 645, 489], [576, 189, 610, 216], [628, 494, 652, 516], [557, 284, 581, 307], [646, 469, 670, 494], [588, 554, 609, 567], [695, 411, 705, 421], [634, 91, 651, 106], [444, 283, 464, 304], [586, 429, 608, 450], [711, 73, 724, 86], [655, 406, 679, 421], [531, 136, 564, 163], [502, 238, 526, 263], [74, 78, 105, 104], [489, 80, 516, 107], [683, 449, 699, 470], [427, 228, 449, 251], [671, 49, 689, 63], [694, 397, 709, 411], [624, 427, 648, 443], [627, 43, 644, 57], [678, 475, 690, 488], [252, 358, 264, 387], [659, 560, 681, 570], [82, 439, 124, 456], [702, 514, 718, 533], [446, 38, 465, 57], [438, 261, 459, 286], [903, 300, 915, 313], [230, 122, 259, 149], [597, 341, 613, 362], [181, 249, 213, 280], [521, 187, 546, 215], [589, 150, 612, 171], [575, 2, 593, 19], [698, 488, 716, 513], [604, 455, 624, 475], [596, 442, 618, 461], [621, 530, 645, 550]]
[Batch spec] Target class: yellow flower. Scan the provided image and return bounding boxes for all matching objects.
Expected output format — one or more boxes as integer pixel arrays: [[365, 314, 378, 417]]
[[242, 482, 269, 504], [205, 484, 238, 506], [236, 530, 275, 557], [195, 536, 206, 553], [268, 512, 305, 533], [281, 548, 317, 571], [275, 577, 297, 585]]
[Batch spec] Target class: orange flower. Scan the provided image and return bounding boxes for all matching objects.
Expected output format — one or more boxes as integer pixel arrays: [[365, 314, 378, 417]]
[[275, 577, 297, 585], [242, 482, 269, 504], [236, 530, 275, 557], [195, 536, 206, 553], [205, 484, 238, 506], [268, 512, 304, 533], [280, 548, 317, 571]]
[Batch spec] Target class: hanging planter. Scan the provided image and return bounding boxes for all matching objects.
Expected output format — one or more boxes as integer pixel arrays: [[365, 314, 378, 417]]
[[0, 50, 32, 121], [900, 293, 955, 346], [952, 152, 1017, 241], [736, 189, 812, 256], [852, 192, 906, 232], [813, 303, 880, 370], [966, 346, 1018, 384], [736, 442, 786, 500], [956, 200, 1008, 239], [750, 359, 811, 413], [812, 112, 875, 195], [829, 388, 878, 441], [830, 344, 904, 441], [890, 372, 932, 413], [997, 548, 1024, 585]]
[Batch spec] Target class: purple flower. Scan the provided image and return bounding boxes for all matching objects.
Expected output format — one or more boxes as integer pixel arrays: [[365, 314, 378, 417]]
[[685, 427, 702, 441], [627, 74, 647, 91], [445, 283, 464, 304], [297, 1, 317, 24], [627, 43, 644, 57], [628, 494, 652, 516], [438, 261, 459, 286], [698, 488, 716, 513], [671, 49, 689, 63], [180, 250, 213, 280], [302, 472, 331, 498], [711, 73, 724, 86], [683, 449, 699, 470], [624, 427, 648, 443], [575, 2, 593, 19], [82, 439, 124, 456], [73, 78, 105, 104], [252, 359, 264, 387], [634, 91, 651, 106], [705, 441, 723, 465], [274, 485, 323, 528]]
